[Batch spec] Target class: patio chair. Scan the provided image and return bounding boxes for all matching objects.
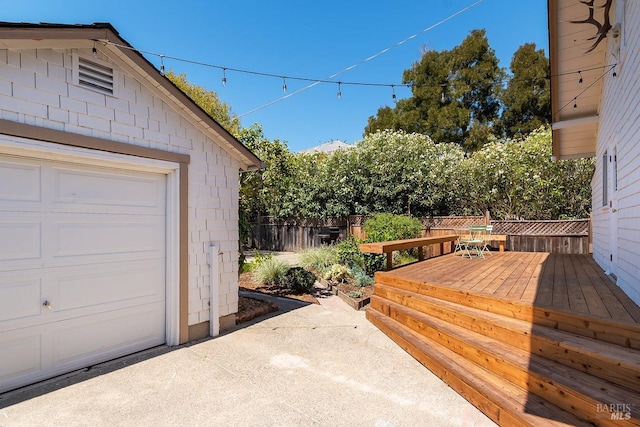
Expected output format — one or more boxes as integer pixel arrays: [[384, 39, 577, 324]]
[[480, 225, 494, 255], [462, 226, 486, 258]]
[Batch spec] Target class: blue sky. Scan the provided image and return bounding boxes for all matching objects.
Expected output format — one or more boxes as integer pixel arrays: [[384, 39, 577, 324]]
[[4, 0, 548, 152]]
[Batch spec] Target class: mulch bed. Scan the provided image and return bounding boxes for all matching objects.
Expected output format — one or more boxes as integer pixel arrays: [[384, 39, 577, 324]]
[[236, 272, 375, 324]]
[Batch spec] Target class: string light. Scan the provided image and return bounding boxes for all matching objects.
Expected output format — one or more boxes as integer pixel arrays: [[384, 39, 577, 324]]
[[222, 68, 227, 87], [553, 64, 617, 119], [92, 41, 97, 58], [391, 85, 396, 102], [578, 70, 583, 84], [160, 55, 165, 75], [282, 77, 287, 93], [337, 82, 342, 100]]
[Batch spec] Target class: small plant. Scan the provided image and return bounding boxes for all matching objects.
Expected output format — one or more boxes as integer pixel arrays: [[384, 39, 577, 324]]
[[347, 290, 363, 299], [352, 268, 374, 288], [298, 246, 337, 270], [281, 267, 316, 293], [324, 264, 351, 283], [252, 258, 289, 286]]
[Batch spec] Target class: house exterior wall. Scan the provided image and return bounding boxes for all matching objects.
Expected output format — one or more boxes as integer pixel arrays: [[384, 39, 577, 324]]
[[593, 0, 640, 304], [0, 47, 241, 327]]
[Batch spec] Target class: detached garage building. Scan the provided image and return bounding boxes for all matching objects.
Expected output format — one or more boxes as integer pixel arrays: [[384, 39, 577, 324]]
[[0, 22, 262, 393]]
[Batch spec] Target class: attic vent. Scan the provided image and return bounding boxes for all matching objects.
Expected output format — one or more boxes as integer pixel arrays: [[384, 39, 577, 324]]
[[78, 56, 114, 95]]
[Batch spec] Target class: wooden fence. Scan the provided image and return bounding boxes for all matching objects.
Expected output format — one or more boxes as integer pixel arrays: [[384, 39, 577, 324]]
[[248, 215, 591, 255]]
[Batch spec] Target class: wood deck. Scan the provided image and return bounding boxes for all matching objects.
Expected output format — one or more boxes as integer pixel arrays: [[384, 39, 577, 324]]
[[379, 251, 640, 325], [368, 251, 640, 425]]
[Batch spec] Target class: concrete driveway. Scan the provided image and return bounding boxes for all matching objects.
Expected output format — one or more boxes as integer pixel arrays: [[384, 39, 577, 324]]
[[0, 294, 495, 427]]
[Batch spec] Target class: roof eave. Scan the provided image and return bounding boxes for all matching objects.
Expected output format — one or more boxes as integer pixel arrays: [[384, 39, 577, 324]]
[[0, 22, 262, 171]]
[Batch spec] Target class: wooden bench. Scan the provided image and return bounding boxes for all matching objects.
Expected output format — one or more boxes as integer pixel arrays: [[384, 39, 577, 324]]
[[487, 234, 507, 253], [359, 234, 509, 270], [359, 235, 458, 270]]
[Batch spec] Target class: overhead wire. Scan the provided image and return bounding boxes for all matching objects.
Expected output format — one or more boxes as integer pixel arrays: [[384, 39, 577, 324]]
[[238, 0, 485, 117]]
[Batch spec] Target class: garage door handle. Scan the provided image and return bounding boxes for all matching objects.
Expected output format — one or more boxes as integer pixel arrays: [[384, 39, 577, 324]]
[[43, 300, 52, 310]]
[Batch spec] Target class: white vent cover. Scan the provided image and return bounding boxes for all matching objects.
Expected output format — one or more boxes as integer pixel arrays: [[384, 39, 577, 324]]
[[77, 56, 114, 95]]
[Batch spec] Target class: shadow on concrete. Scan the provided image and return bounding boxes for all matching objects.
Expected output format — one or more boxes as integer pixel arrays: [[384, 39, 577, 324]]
[[0, 292, 312, 409]]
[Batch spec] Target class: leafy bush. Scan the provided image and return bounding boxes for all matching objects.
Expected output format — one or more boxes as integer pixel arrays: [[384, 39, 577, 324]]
[[298, 246, 337, 270], [363, 213, 422, 242], [352, 268, 374, 287], [252, 258, 289, 286], [334, 236, 385, 276], [324, 264, 351, 283], [281, 267, 316, 293]]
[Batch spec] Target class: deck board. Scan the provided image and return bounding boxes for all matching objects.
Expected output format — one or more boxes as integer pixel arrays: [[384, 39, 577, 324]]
[[380, 252, 640, 326]]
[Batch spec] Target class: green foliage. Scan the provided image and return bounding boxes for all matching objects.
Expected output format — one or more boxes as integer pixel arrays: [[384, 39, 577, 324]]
[[252, 258, 289, 286], [271, 127, 592, 221], [324, 264, 351, 283], [347, 290, 363, 299], [365, 29, 504, 151], [394, 252, 418, 267], [362, 213, 422, 242], [352, 268, 374, 288], [165, 71, 241, 137], [281, 267, 316, 293], [497, 43, 551, 139], [298, 246, 337, 270], [241, 250, 273, 273], [239, 124, 294, 219], [334, 236, 386, 276]]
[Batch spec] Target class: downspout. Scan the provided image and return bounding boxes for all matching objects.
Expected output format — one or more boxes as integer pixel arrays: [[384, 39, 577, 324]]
[[209, 243, 220, 337]]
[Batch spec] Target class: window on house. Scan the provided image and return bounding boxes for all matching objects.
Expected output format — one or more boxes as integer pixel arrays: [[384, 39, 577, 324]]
[[74, 54, 115, 95], [602, 151, 608, 207]]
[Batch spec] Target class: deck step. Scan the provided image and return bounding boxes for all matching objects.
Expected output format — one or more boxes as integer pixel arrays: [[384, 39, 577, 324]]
[[367, 309, 594, 427], [370, 296, 640, 425], [374, 272, 640, 350], [373, 284, 640, 393]]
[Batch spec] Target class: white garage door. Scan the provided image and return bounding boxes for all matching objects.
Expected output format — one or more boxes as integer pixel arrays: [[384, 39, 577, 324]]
[[0, 153, 167, 393]]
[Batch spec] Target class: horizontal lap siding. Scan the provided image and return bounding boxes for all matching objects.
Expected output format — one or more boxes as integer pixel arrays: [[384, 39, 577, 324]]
[[594, 0, 640, 305]]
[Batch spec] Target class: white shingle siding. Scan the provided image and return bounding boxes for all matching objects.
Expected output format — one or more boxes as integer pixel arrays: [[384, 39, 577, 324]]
[[0, 47, 242, 324], [593, 0, 640, 305]]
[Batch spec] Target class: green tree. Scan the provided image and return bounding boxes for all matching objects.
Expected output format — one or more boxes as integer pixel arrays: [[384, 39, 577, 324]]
[[239, 124, 294, 219], [498, 43, 551, 139], [166, 71, 241, 136], [365, 29, 505, 151]]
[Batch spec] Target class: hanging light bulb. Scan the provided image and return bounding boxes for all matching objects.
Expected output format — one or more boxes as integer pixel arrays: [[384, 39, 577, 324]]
[[160, 55, 165, 75], [92, 41, 97, 58], [337, 82, 342, 100], [441, 91, 446, 103], [391, 85, 396, 102], [222, 68, 227, 87], [578, 71, 583, 85], [573, 101, 577, 110], [282, 77, 287, 93]]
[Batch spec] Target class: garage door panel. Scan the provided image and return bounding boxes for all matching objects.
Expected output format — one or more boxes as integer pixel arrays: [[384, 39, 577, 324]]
[[0, 150, 169, 394], [56, 260, 164, 312], [54, 220, 164, 258], [53, 167, 165, 211], [0, 331, 42, 384], [50, 302, 165, 369], [0, 160, 41, 202], [0, 222, 41, 261], [0, 279, 42, 322]]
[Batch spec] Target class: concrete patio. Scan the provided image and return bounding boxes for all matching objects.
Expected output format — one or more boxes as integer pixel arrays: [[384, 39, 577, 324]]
[[0, 293, 495, 427]]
